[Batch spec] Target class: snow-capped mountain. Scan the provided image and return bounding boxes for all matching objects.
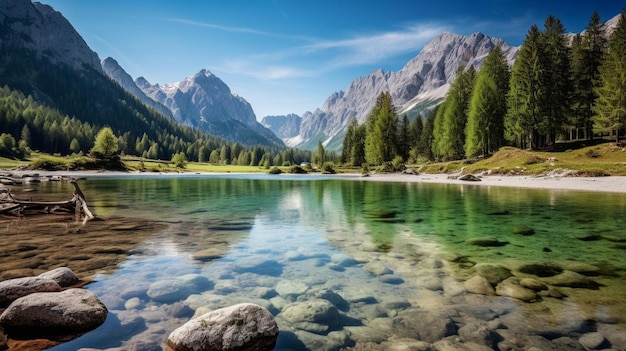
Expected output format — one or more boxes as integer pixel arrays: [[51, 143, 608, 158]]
[[262, 32, 519, 151], [135, 70, 283, 146]]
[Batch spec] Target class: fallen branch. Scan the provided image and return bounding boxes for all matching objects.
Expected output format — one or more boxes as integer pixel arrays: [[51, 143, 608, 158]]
[[0, 180, 94, 221]]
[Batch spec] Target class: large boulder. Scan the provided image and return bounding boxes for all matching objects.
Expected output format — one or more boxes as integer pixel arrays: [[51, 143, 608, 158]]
[[166, 303, 278, 351], [0, 288, 108, 335], [0, 276, 62, 306]]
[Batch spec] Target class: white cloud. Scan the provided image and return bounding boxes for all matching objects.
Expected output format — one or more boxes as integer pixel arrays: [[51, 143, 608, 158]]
[[303, 23, 448, 67], [216, 22, 448, 81], [160, 17, 314, 41]]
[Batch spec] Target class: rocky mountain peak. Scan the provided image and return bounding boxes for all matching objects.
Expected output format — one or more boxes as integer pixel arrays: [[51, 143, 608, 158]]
[[132, 68, 282, 146], [0, 0, 101, 72], [101, 57, 173, 119], [272, 31, 519, 151]]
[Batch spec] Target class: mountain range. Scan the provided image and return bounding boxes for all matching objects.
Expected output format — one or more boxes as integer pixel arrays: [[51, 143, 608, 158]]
[[262, 32, 519, 151], [263, 14, 621, 152], [1, 0, 282, 148], [1, 0, 621, 153]]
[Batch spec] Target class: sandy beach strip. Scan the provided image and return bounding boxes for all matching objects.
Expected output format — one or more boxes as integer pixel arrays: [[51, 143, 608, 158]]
[[362, 173, 626, 193], [4, 169, 626, 194]]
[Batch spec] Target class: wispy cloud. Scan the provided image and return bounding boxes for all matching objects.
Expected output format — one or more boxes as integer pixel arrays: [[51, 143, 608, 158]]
[[217, 22, 448, 81], [159, 17, 313, 41], [303, 23, 449, 68]]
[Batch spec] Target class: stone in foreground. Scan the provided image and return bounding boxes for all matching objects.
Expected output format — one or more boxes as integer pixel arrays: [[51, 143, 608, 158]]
[[0, 276, 62, 306], [0, 288, 107, 335], [166, 303, 278, 351]]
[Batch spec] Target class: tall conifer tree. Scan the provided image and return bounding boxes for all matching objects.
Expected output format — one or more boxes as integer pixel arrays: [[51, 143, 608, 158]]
[[365, 91, 398, 165], [594, 10, 626, 143], [466, 46, 510, 157], [571, 12, 606, 140]]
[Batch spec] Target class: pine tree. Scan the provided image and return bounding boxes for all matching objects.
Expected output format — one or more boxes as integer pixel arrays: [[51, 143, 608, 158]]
[[466, 46, 510, 157], [431, 100, 448, 159], [398, 114, 410, 161], [571, 12, 606, 140], [408, 115, 424, 160], [539, 15, 571, 147], [341, 118, 358, 165], [352, 124, 367, 167], [506, 25, 543, 149], [594, 9, 626, 143], [432, 67, 475, 159], [365, 91, 398, 165], [90, 127, 118, 158], [421, 108, 437, 161]]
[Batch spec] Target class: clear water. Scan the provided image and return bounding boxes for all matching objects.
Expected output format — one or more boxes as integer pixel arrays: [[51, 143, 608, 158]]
[[3, 174, 626, 350]]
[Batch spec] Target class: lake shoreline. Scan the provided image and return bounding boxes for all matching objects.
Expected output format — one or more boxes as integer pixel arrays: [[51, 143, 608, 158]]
[[360, 172, 626, 193], [4, 168, 626, 193]]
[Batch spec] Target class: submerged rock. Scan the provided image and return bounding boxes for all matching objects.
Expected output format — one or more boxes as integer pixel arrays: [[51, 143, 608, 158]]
[[0, 288, 107, 335], [363, 261, 393, 276], [512, 226, 536, 236], [466, 237, 508, 247], [275, 280, 309, 298], [518, 263, 563, 277], [234, 258, 283, 276], [464, 275, 495, 296], [392, 309, 457, 343], [475, 263, 512, 285], [147, 274, 212, 303], [543, 271, 600, 289], [578, 332, 607, 350], [280, 298, 340, 334], [495, 278, 539, 302], [167, 303, 278, 351]]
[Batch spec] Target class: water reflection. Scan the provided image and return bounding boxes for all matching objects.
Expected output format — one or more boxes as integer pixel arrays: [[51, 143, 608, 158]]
[[0, 175, 625, 350]]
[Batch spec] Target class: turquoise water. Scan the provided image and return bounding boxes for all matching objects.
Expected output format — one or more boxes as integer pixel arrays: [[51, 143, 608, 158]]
[[6, 174, 626, 350]]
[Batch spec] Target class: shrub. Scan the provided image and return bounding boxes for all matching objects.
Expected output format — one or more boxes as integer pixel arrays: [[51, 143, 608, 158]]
[[288, 165, 308, 174], [585, 148, 600, 158], [392, 156, 406, 171], [361, 163, 370, 175], [321, 162, 336, 174], [30, 157, 67, 170], [269, 166, 282, 174], [171, 152, 187, 168]]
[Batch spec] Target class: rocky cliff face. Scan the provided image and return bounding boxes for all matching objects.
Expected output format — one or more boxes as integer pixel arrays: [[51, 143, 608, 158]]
[[101, 57, 173, 119], [278, 32, 519, 151], [261, 114, 302, 144], [137, 70, 283, 146], [0, 0, 101, 72]]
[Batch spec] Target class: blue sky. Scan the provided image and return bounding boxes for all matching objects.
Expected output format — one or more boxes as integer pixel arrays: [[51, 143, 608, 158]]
[[42, 0, 624, 119]]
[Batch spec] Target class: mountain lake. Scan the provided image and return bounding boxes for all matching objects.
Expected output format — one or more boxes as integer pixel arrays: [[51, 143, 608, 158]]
[[1, 174, 625, 350]]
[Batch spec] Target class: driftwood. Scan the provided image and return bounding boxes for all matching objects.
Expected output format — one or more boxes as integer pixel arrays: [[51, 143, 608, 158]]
[[0, 180, 94, 221]]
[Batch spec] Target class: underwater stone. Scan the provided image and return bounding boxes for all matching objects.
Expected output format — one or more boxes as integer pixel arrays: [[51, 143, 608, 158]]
[[475, 263, 512, 285], [517, 263, 563, 277], [464, 275, 495, 296], [466, 237, 508, 247]]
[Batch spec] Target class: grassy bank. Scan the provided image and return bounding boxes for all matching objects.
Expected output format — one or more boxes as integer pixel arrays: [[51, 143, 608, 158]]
[[2, 142, 625, 176], [419, 142, 626, 176]]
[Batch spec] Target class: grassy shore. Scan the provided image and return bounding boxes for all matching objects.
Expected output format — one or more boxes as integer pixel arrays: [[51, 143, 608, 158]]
[[1, 142, 625, 177], [418, 142, 626, 176]]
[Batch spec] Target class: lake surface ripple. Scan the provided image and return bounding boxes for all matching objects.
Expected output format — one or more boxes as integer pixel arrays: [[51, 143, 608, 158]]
[[1, 174, 625, 350]]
